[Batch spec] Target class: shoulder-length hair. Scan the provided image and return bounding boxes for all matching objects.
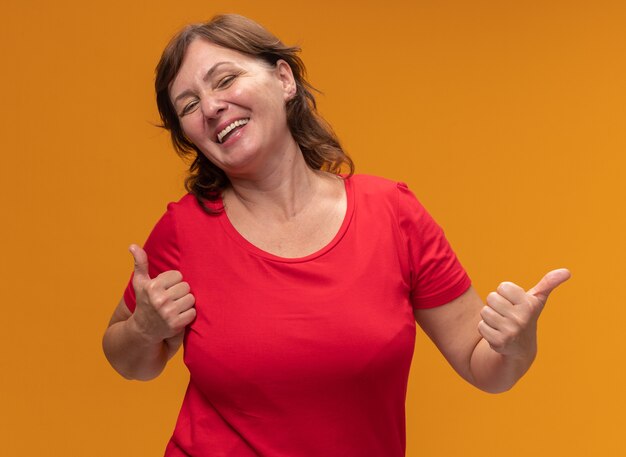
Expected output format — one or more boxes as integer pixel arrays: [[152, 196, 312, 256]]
[[155, 14, 354, 213]]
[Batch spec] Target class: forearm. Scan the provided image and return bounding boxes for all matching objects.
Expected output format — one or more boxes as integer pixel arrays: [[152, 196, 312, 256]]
[[469, 337, 537, 393], [102, 316, 169, 381]]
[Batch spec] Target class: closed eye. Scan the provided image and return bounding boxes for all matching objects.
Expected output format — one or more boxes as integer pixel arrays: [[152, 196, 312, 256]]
[[217, 74, 237, 89], [179, 100, 199, 117]]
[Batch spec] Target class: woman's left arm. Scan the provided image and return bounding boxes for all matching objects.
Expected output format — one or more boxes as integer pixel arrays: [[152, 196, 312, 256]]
[[414, 269, 571, 393]]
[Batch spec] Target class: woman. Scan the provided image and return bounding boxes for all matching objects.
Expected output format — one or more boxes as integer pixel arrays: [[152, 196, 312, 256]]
[[103, 14, 570, 457]]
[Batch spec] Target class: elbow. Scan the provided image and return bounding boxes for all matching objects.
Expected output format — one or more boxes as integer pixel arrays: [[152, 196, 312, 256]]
[[466, 369, 522, 394], [101, 331, 164, 382], [474, 382, 517, 394]]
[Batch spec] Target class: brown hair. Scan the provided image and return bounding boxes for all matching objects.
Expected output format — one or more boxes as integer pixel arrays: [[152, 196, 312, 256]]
[[155, 14, 354, 213]]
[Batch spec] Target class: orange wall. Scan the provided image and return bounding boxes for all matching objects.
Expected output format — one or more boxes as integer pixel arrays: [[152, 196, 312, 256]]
[[1, 0, 624, 455]]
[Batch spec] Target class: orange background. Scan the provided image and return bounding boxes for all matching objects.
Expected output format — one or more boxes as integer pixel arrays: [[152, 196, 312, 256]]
[[1, 0, 624, 455]]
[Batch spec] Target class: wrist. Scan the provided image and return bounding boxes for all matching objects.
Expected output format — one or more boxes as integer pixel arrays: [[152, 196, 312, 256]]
[[127, 313, 164, 346], [470, 338, 536, 393]]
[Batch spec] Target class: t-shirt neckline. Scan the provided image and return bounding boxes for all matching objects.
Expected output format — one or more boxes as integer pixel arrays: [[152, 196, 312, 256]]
[[217, 176, 355, 263]]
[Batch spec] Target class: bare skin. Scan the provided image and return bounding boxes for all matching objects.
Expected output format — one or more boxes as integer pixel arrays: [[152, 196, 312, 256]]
[[102, 245, 195, 380], [415, 269, 570, 393], [102, 164, 347, 380], [102, 38, 571, 388]]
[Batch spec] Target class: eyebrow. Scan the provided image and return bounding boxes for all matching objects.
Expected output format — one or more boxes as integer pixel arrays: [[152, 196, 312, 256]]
[[172, 61, 233, 105]]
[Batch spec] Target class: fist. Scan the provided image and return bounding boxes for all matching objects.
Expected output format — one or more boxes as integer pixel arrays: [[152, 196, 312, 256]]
[[129, 244, 196, 343], [478, 269, 570, 358]]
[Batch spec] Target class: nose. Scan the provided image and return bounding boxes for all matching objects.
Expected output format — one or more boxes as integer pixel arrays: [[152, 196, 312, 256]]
[[200, 95, 227, 119]]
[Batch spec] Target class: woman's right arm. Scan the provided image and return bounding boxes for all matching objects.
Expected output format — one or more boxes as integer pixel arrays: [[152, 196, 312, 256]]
[[102, 245, 196, 381]]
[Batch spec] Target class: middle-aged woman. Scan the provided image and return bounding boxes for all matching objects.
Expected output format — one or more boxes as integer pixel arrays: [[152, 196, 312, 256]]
[[103, 14, 570, 457]]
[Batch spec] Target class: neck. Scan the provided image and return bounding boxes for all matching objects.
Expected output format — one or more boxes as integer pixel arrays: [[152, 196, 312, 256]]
[[225, 149, 321, 221]]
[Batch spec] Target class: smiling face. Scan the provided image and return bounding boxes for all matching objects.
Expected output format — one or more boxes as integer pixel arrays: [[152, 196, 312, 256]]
[[169, 38, 297, 178]]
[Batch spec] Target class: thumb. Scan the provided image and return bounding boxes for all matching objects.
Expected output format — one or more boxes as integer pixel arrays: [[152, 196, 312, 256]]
[[129, 244, 151, 285], [527, 268, 571, 305]]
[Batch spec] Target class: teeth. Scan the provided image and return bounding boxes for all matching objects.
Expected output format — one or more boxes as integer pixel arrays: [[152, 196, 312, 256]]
[[217, 118, 249, 143]]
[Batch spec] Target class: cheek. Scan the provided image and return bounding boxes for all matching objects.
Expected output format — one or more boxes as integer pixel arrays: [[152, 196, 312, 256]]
[[255, 87, 289, 121], [231, 86, 245, 99], [180, 115, 205, 141], [244, 79, 285, 112]]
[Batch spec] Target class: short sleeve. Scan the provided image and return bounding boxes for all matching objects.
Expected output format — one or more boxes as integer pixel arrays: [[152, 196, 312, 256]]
[[396, 182, 471, 309], [123, 204, 180, 312]]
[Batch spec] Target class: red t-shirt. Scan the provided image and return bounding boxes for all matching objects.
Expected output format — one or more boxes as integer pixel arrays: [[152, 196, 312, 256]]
[[124, 174, 471, 457]]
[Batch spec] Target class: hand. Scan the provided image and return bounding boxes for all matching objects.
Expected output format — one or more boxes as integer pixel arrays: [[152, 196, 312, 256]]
[[478, 268, 571, 358], [129, 244, 196, 344]]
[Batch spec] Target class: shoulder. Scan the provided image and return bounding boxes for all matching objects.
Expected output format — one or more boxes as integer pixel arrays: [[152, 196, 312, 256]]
[[348, 174, 420, 210], [348, 174, 406, 203], [147, 193, 213, 240], [167, 193, 202, 212], [348, 173, 398, 192], [163, 193, 223, 218]]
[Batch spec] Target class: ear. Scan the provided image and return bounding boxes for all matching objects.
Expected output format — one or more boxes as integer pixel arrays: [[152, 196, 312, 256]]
[[275, 59, 297, 101]]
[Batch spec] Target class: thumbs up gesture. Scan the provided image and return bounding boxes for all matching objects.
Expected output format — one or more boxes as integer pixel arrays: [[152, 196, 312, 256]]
[[478, 268, 571, 358], [129, 244, 196, 344]]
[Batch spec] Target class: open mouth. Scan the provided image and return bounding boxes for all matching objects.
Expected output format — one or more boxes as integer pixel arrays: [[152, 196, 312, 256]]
[[217, 118, 250, 144]]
